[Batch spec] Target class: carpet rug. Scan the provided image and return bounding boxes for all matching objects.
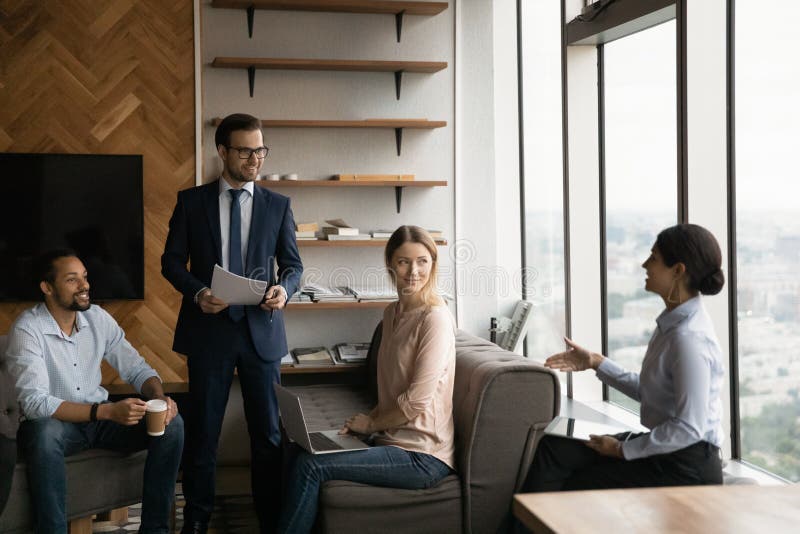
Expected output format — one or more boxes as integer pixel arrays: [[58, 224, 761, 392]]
[[91, 491, 259, 533]]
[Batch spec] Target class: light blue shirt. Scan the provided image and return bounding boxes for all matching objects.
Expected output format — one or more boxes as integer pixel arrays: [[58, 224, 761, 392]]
[[218, 178, 254, 271], [5, 303, 160, 420], [596, 296, 724, 460]]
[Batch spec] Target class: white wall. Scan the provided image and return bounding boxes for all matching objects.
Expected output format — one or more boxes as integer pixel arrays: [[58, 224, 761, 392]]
[[565, 44, 604, 401], [455, 0, 522, 338], [199, 0, 455, 347]]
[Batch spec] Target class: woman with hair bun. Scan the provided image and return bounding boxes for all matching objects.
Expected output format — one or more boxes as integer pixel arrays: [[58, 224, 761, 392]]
[[277, 226, 456, 533], [524, 223, 726, 491]]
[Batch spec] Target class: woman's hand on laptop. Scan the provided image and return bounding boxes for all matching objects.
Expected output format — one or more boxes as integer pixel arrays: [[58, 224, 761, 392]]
[[341, 413, 373, 435]]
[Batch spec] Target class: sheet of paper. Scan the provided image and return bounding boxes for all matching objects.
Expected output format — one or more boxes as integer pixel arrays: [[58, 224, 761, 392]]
[[210, 264, 268, 305]]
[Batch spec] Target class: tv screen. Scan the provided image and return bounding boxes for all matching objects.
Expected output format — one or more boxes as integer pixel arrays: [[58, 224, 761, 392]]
[[0, 153, 144, 301]]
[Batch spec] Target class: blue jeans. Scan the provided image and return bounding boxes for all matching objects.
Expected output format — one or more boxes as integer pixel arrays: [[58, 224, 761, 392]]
[[17, 413, 184, 534], [277, 445, 453, 534]]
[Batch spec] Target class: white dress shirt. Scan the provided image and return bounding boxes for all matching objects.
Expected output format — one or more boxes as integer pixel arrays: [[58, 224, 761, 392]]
[[596, 296, 725, 460], [5, 303, 159, 420], [218, 178, 254, 272]]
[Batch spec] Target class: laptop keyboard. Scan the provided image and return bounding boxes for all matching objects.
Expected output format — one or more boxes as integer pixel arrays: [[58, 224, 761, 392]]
[[309, 432, 345, 451]]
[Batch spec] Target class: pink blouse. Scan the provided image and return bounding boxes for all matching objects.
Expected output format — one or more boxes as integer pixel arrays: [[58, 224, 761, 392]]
[[373, 302, 457, 468]]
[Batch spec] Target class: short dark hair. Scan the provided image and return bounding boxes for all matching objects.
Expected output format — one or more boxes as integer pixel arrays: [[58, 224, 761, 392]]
[[34, 248, 79, 292], [214, 113, 262, 149], [656, 224, 724, 295]]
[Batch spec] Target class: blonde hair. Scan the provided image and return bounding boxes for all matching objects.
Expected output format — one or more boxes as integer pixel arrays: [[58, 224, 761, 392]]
[[384, 225, 443, 307]]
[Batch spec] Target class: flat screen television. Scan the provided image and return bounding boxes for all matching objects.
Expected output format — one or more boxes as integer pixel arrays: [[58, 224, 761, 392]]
[[0, 153, 144, 301]]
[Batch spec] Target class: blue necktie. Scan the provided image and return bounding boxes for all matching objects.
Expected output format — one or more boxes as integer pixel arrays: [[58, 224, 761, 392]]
[[228, 188, 245, 321]]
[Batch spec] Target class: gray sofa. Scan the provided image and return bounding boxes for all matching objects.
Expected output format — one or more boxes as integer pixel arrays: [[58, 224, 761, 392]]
[[288, 324, 560, 534], [0, 335, 149, 533]]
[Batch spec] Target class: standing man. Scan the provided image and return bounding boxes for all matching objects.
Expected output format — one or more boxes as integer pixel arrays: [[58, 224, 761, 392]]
[[5, 250, 183, 534], [162, 113, 303, 534]]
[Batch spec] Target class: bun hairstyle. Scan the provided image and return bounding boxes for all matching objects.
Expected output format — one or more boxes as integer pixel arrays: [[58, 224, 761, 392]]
[[384, 225, 442, 306], [655, 224, 725, 296]]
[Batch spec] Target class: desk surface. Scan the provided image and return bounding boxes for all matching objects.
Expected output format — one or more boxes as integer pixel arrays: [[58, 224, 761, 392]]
[[514, 484, 800, 534]]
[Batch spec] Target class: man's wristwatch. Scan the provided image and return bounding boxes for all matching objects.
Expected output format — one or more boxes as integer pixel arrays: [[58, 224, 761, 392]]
[[90, 402, 99, 422]]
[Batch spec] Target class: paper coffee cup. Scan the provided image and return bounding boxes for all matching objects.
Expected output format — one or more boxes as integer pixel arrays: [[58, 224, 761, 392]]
[[282, 173, 298, 181], [266, 173, 280, 181], [145, 399, 168, 436]]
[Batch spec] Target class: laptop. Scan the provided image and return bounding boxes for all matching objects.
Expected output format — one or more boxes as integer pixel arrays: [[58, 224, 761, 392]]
[[274, 384, 371, 455], [544, 416, 629, 442]]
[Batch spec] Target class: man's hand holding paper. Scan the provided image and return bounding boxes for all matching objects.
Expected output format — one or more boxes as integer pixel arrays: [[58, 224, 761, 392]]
[[210, 264, 269, 305]]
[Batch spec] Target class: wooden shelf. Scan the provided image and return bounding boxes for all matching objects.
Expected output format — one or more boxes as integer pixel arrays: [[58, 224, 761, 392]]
[[212, 58, 446, 73], [210, 1, 449, 41], [256, 179, 447, 211], [280, 364, 366, 375], [211, 118, 446, 129], [286, 301, 392, 310], [211, 118, 446, 157], [212, 58, 447, 99], [211, 0, 447, 16], [297, 239, 447, 247], [257, 179, 446, 188]]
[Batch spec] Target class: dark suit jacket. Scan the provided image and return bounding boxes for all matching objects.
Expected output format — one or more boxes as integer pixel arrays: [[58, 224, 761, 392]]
[[161, 180, 303, 362]]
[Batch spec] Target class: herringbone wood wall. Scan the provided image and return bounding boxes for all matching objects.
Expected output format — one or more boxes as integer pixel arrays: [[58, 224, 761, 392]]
[[0, 0, 195, 386]]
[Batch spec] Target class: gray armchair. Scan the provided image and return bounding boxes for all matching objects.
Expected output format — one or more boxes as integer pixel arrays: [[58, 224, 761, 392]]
[[0, 335, 149, 533], [287, 324, 561, 533]]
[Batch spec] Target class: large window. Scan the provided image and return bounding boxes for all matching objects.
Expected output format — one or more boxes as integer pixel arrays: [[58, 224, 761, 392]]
[[520, 0, 567, 362], [602, 21, 677, 410], [735, 1, 800, 482]]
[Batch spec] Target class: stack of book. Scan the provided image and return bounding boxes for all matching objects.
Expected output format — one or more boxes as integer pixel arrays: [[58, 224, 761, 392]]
[[291, 346, 335, 366], [288, 292, 313, 304], [348, 285, 397, 302], [333, 342, 370, 364], [322, 219, 371, 241], [332, 174, 414, 182], [300, 283, 357, 303], [370, 229, 394, 240], [427, 229, 444, 240], [295, 222, 319, 240]]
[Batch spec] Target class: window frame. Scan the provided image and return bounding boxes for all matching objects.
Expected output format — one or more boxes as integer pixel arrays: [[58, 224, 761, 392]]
[[517, 0, 573, 393], [591, 3, 688, 404]]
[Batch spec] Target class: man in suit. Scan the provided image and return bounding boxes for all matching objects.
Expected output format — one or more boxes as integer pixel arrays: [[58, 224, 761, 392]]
[[162, 113, 303, 534]]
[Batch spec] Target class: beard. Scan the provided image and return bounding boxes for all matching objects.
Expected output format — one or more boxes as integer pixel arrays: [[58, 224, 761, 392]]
[[61, 291, 91, 312], [225, 160, 259, 183], [69, 300, 91, 312]]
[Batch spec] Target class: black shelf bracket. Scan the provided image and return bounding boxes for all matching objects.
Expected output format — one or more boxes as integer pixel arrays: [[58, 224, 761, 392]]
[[394, 128, 403, 156], [394, 186, 405, 213], [248, 65, 255, 97], [395, 11, 405, 42], [247, 5, 255, 38], [394, 70, 403, 100]]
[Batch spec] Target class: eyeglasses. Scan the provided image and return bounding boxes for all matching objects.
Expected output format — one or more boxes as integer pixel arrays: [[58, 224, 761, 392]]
[[227, 146, 269, 159]]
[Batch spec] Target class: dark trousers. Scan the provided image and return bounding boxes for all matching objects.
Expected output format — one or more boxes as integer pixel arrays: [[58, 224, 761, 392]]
[[182, 319, 282, 533], [17, 414, 184, 534], [0, 434, 15, 516], [523, 432, 722, 493]]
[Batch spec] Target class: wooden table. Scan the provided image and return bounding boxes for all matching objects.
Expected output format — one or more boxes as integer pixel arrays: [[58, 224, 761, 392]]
[[514, 484, 800, 534]]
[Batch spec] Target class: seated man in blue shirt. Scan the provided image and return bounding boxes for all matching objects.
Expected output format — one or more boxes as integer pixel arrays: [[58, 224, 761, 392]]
[[5, 249, 184, 534]]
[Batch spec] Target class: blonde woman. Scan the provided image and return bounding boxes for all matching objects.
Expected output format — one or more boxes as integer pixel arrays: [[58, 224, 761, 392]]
[[277, 226, 456, 534]]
